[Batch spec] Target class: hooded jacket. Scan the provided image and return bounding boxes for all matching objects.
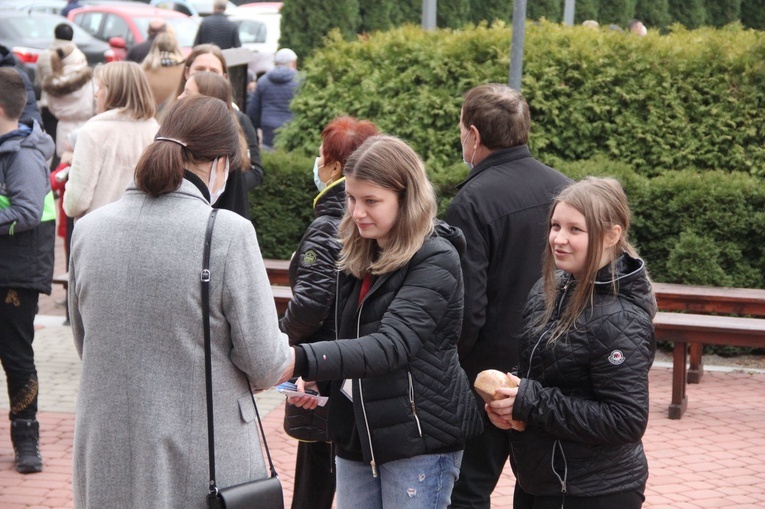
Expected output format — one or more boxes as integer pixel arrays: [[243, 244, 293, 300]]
[[510, 253, 657, 498], [296, 222, 484, 469], [246, 66, 300, 148], [0, 121, 56, 293], [0, 46, 42, 126], [41, 44, 95, 156]]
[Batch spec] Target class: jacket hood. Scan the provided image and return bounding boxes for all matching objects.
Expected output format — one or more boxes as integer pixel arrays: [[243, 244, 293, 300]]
[[267, 66, 298, 84], [594, 251, 656, 318], [434, 219, 466, 257], [0, 120, 54, 162]]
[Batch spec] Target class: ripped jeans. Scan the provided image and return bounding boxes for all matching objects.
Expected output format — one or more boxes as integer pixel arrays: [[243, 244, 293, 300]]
[[335, 451, 463, 509]]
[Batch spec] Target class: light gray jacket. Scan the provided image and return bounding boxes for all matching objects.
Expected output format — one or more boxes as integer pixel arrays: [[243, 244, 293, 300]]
[[69, 178, 291, 509]]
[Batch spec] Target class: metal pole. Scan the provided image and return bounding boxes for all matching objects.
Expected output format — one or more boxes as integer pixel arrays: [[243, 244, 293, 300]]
[[564, 0, 575, 26], [509, 0, 527, 91], [422, 0, 437, 30]]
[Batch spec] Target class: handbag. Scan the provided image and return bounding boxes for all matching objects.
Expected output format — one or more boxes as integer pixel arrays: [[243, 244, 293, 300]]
[[202, 210, 284, 509], [283, 388, 330, 443]]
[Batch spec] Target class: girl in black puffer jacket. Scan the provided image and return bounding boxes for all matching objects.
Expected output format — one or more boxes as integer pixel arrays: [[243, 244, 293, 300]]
[[486, 177, 656, 509], [289, 135, 483, 509]]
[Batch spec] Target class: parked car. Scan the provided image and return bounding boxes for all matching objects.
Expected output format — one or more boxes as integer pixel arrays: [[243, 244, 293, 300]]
[[231, 2, 281, 76], [0, 0, 148, 15], [0, 10, 112, 95], [68, 3, 199, 60], [150, 0, 237, 17]]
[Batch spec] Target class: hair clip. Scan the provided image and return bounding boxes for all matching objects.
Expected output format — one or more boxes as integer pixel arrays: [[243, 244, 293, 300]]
[[155, 137, 187, 148]]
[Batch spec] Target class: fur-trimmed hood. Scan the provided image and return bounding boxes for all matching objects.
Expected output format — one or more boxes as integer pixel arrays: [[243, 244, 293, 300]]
[[42, 45, 93, 98]]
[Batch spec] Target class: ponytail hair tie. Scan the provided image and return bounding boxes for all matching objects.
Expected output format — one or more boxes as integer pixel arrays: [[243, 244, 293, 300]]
[[155, 136, 187, 148]]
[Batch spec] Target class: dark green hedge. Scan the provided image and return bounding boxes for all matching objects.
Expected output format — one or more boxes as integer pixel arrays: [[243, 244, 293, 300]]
[[278, 22, 765, 179], [251, 152, 765, 292]]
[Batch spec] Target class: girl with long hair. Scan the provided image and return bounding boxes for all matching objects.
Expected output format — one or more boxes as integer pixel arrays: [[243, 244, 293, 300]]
[[486, 177, 657, 509], [287, 135, 483, 509], [177, 71, 263, 218]]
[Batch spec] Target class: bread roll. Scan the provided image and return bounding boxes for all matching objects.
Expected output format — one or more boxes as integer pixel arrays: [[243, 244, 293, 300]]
[[474, 369, 526, 431], [474, 369, 517, 404]]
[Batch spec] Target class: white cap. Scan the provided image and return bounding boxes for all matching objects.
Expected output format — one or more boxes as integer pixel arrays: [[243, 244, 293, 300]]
[[274, 48, 297, 65]]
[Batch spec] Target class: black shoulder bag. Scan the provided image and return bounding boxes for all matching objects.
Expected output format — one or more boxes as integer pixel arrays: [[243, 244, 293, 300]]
[[203, 210, 284, 509]]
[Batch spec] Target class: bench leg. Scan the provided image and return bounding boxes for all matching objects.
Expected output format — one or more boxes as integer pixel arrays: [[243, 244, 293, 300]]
[[668, 340, 688, 419], [687, 343, 704, 384]]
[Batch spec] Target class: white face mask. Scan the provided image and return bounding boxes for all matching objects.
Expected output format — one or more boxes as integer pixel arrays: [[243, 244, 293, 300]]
[[313, 157, 329, 192], [208, 156, 229, 205], [462, 131, 476, 169]]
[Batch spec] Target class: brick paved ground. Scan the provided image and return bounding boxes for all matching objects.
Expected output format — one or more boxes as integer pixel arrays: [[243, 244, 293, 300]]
[[1, 318, 764, 508]]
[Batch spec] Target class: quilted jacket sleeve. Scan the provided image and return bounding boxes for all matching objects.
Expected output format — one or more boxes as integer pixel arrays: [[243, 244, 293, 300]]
[[299, 239, 461, 381], [514, 308, 655, 446], [280, 218, 340, 344]]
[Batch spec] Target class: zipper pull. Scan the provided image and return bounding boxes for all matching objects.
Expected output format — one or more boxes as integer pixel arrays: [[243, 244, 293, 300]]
[[370, 460, 378, 478]]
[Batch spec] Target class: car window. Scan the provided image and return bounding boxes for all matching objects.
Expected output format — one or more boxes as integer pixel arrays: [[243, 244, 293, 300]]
[[75, 12, 104, 38], [153, 1, 193, 16], [102, 13, 132, 44], [133, 17, 199, 48], [238, 20, 266, 44]]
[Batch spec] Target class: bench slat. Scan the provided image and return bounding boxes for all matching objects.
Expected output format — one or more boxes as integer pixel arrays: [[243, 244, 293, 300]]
[[654, 312, 765, 348], [653, 282, 765, 317]]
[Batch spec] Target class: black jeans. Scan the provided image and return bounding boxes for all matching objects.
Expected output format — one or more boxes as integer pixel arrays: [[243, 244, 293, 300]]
[[0, 287, 39, 421], [514, 483, 645, 509], [450, 415, 511, 508]]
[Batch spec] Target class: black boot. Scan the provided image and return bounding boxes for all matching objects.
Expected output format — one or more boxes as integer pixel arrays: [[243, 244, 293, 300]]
[[11, 419, 43, 474]]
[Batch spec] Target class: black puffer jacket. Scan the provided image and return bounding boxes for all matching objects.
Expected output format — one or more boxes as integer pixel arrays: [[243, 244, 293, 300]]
[[279, 179, 345, 345], [510, 253, 656, 498], [298, 222, 484, 468]]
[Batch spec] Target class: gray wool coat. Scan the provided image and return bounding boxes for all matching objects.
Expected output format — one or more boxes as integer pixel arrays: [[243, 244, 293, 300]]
[[69, 178, 292, 509]]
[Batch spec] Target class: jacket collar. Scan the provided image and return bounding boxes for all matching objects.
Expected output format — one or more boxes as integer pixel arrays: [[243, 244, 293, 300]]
[[456, 144, 532, 189], [312, 176, 345, 209]]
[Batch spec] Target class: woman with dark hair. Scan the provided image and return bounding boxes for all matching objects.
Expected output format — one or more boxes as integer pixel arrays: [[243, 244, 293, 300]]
[[281, 116, 380, 509], [69, 95, 293, 509], [178, 71, 263, 218]]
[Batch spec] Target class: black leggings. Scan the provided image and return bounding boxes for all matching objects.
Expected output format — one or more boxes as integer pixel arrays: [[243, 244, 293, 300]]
[[513, 483, 644, 509]]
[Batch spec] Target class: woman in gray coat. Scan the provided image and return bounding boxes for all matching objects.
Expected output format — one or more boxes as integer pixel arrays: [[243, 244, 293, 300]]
[[68, 95, 293, 508]]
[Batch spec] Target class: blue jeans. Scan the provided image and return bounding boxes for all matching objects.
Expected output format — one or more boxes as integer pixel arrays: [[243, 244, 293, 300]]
[[335, 451, 463, 509]]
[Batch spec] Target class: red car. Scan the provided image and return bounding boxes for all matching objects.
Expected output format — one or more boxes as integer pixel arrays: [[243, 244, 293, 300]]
[[67, 3, 199, 60]]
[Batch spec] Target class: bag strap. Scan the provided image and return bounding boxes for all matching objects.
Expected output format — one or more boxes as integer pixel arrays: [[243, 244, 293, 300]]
[[203, 209, 219, 495], [203, 210, 279, 499]]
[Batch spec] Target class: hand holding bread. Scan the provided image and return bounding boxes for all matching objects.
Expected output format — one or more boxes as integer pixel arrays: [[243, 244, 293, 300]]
[[474, 369, 526, 431]]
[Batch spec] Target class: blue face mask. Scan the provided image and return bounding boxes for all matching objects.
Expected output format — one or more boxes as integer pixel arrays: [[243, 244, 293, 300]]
[[462, 131, 475, 169], [313, 157, 328, 192]]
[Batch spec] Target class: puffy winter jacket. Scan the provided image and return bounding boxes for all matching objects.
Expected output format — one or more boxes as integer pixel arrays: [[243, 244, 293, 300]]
[[280, 179, 345, 345], [0, 121, 56, 294], [510, 253, 657, 498], [297, 222, 484, 470], [246, 66, 300, 148]]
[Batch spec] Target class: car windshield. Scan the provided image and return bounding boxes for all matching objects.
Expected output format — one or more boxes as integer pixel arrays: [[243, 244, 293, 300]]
[[133, 16, 199, 47], [2, 16, 93, 46]]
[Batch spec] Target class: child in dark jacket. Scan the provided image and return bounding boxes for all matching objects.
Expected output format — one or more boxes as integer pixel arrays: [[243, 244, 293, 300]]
[[0, 67, 56, 474], [486, 177, 656, 509]]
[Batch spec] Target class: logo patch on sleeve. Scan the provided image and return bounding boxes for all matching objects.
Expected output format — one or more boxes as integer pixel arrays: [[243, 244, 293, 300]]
[[608, 350, 625, 365], [301, 250, 317, 266]]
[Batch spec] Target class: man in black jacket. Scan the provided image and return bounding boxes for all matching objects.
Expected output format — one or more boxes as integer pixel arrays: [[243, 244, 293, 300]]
[[446, 84, 571, 508], [193, 0, 240, 50], [125, 19, 166, 64]]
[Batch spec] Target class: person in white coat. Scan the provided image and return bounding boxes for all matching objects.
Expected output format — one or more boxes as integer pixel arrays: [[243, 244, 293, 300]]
[[63, 61, 159, 219], [69, 95, 294, 508]]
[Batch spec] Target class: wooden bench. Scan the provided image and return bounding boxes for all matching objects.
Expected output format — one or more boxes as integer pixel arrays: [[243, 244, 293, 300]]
[[653, 311, 765, 419], [653, 283, 765, 384], [263, 258, 290, 286]]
